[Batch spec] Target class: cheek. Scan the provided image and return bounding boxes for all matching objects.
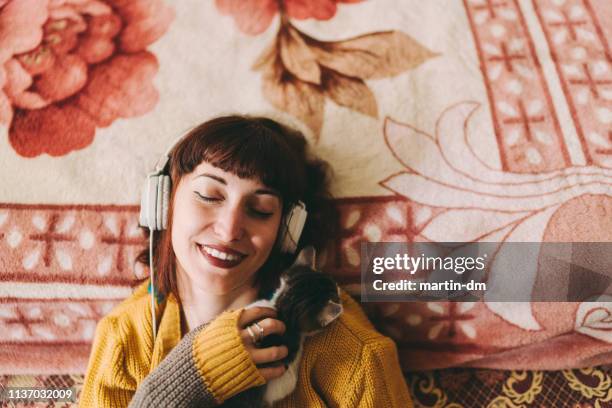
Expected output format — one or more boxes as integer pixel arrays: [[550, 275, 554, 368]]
[[171, 207, 190, 241], [170, 215, 190, 259], [253, 220, 281, 253], [171, 201, 205, 247]]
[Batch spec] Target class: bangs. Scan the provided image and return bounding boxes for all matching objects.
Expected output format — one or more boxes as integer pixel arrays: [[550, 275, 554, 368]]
[[172, 116, 307, 210]]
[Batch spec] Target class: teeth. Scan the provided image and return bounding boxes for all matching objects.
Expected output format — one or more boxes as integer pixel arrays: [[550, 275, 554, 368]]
[[202, 246, 241, 261]]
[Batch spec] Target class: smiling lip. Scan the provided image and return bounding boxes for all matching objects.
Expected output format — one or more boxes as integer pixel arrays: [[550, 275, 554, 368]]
[[203, 244, 246, 257], [197, 244, 246, 269]]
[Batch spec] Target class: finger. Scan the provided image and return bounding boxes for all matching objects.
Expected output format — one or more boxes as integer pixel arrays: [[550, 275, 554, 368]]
[[259, 365, 286, 381], [250, 345, 288, 365], [240, 325, 259, 346], [238, 307, 276, 328], [239, 319, 286, 346], [253, 317, 286, 337]]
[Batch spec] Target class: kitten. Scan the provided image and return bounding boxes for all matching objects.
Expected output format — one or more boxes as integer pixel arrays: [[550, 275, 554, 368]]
[[222, 247, 343, 407]]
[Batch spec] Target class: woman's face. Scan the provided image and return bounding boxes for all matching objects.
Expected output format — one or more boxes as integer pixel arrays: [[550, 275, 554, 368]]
[[171, 161, 283, 295]]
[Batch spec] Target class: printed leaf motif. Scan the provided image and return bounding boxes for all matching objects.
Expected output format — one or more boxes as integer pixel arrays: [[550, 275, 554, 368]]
[[279, 25, 321, 84], [252, 23, 437, 140], [321, 68, 377, 117], [259, 52, 325, 136], [309, 30, 437, 79]]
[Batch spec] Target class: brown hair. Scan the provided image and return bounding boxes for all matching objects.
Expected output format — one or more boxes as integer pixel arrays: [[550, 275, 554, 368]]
[[135, 115, 337, 300]]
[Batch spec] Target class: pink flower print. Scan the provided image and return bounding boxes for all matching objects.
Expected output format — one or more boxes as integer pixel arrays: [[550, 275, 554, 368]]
[[0, 0, 174, 157], [215, 0, 364, 35]]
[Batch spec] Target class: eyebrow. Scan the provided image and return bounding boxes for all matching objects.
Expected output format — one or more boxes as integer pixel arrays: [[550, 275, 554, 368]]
[[195, 173, 280, 197]]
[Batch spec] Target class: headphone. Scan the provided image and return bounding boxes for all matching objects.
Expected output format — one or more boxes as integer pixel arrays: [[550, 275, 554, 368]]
[[139, 135, 308, 340]]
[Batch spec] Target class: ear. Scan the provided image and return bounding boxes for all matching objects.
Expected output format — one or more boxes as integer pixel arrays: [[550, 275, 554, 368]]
[[293, 245, 316, 268], [318, 300, 343, 327]]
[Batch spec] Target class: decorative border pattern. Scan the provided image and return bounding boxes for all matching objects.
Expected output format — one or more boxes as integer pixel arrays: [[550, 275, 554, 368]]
[[0, 298, 116, 345], [0, 197, 440, 288], [0, 204, 147, 286], [327, 196, 445, 284], [533, 0, 612, 168], [463, 0, 571, 172]]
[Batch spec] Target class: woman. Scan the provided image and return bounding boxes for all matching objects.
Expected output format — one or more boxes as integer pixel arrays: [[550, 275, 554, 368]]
[[80, 115, 413, 407]]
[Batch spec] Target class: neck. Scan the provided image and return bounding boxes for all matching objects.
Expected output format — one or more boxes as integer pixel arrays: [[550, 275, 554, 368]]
[[176, 269, 259, 333]]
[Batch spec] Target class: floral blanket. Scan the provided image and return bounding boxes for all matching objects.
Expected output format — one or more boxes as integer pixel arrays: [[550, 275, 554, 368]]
[[0, 0, 611, 381]]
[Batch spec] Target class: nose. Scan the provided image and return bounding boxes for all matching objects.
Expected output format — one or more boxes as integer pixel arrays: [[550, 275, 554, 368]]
[[213, 203, 245, 242]]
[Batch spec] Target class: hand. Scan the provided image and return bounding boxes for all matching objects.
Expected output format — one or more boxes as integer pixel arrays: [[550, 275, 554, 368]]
[[238, 307, 287, 381]]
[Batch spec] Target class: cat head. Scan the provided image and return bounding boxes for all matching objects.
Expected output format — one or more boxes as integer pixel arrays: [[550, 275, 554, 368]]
[[275, 247, 343, 333]]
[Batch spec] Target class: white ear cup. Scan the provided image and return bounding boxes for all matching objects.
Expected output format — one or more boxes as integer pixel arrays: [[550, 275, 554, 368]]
[[155, 175, 163, 230], [139, 175, 156, 230], [160, 175, 170, 230], [279, 201, 307, 254], [139, 173, 170, 231]]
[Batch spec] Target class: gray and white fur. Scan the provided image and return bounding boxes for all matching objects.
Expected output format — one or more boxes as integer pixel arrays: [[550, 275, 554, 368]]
[[222, 247, 343, 407]]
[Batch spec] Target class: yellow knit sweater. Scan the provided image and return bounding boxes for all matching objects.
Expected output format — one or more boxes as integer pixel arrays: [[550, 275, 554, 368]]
[[80, 280, 413, 407]]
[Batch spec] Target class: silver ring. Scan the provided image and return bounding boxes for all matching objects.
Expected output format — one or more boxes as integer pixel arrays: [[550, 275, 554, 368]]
[[246, 325, 258, 345], [253, 322, 265, 343]]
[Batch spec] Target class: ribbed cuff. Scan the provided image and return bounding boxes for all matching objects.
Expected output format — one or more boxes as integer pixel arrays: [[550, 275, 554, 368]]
[[192, 309, 265, 403]]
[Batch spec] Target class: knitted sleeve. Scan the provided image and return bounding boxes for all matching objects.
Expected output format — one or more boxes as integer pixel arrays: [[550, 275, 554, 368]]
[[343, 337, 413, 408], [80, 309, 265, 407], [128, 309, 265, 407], [79, 316, 138, 407]]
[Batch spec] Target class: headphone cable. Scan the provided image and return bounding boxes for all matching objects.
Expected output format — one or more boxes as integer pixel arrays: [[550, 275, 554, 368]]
[[149, 229, 157, 341]]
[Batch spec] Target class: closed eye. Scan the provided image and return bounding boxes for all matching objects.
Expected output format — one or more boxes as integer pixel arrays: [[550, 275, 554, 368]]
[[194, 192, 220, 202], [194, 192, 274, 219], [249, 208, 273, 219]]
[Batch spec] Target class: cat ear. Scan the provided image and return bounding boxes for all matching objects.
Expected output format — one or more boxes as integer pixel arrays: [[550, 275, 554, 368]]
[[318, 299, 343, 327], [246, 299, 275, 309], [294, 246, 316, 268]]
